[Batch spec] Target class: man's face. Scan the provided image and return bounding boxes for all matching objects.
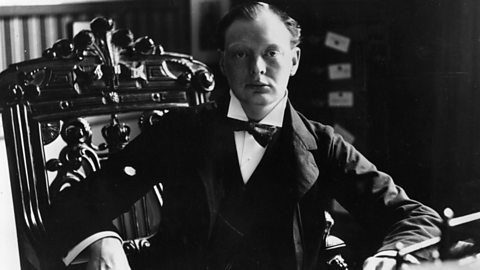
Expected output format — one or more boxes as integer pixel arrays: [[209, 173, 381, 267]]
[[220, 11, 301, 116]]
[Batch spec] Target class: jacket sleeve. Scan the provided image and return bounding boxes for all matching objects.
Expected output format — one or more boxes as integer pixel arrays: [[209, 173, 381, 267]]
[[45, 110, 195, 259], [319, 125, 442, 260]]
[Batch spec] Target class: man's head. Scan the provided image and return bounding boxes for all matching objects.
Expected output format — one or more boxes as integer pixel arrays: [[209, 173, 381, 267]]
[[216, 2, 301, 51], [217, 2, 302, 120]]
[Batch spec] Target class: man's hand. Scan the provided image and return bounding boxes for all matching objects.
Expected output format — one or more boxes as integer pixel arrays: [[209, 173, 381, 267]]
[[86, 237, 131, 270], [363, 257, 398, 270], [363, 256, 417, 270]]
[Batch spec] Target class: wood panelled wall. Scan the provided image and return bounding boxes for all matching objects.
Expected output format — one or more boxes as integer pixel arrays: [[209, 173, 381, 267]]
[[0, 0, 190, 72]]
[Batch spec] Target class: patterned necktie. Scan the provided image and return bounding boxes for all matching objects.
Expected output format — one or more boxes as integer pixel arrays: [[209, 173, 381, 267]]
[[228, 118, 280, 147]]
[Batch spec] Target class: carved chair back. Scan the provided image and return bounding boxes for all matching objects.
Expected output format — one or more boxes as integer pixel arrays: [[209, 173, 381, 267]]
[[0, 17, 214, 269]]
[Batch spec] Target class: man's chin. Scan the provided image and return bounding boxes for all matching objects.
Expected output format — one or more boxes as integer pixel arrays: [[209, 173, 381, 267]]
[[245, 95, 280, 108]]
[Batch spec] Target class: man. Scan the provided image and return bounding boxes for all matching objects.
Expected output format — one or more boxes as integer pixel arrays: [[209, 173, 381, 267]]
[[46, 2, 442, 270]]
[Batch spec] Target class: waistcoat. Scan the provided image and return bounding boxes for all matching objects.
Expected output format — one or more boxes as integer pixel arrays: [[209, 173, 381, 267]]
[[206, 129, 299, 270]]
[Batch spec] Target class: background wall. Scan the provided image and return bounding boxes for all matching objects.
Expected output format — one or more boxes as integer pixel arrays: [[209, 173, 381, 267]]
[[0, 0, 190, 72], [0, 118, 20, 270]]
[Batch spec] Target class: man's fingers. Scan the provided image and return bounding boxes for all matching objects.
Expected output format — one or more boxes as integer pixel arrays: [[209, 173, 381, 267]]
[[363, 256, 397, 270]]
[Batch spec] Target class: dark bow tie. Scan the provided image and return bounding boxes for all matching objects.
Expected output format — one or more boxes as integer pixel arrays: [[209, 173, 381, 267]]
[[228, 118, 280, 147]]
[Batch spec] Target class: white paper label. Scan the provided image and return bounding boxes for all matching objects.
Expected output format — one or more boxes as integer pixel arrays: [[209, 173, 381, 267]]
[[328, 91, 354, 107], [325, 32, 350, 53], [328, 63, 352, 80]]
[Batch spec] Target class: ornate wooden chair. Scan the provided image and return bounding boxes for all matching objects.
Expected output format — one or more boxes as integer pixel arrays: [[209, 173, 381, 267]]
[[0, 17, 214, 270]]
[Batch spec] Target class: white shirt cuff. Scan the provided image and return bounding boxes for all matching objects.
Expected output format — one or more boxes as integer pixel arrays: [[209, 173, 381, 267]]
[[374, 250, 420, 264], [374, 250, 398, 258], [63, 231, 123, 265]]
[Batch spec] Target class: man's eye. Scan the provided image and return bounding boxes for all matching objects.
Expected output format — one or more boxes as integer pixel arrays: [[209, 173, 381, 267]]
[[231, 51, 247, 59], [266, 50, 280, 57]]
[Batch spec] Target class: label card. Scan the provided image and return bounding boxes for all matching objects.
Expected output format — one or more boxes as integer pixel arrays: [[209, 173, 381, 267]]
[[325, 32, 350, 53], [328, 63, 352, 80], [328, 91, 354, 107]]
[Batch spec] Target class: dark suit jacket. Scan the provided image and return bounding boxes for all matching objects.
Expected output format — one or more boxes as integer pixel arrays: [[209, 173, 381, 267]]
[[46, 99, 442, 269]]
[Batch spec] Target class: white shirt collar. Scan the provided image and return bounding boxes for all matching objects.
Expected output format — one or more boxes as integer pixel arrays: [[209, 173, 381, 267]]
[[227, 90, 287, 127]]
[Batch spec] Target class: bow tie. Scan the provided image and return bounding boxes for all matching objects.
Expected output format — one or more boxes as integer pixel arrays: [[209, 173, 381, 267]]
[[228, 118, 280, 147]]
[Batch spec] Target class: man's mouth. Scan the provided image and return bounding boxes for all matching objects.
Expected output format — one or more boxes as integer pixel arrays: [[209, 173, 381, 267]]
[[246, 82, 269, 88]]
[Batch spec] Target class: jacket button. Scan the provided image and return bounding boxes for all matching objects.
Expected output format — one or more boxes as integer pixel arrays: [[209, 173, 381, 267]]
[[123, 166, 136, 176]]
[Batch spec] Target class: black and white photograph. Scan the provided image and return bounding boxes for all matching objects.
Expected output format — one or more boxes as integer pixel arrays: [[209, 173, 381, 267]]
[[1, 1, 480, 270]]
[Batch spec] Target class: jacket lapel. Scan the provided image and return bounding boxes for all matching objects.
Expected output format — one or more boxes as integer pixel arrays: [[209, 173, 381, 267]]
[[287, 101, 320, 198], [195, 98, 321, 235]]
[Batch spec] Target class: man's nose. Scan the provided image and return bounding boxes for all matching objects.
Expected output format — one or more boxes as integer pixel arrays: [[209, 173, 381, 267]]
[[249, 55, 266, 75]]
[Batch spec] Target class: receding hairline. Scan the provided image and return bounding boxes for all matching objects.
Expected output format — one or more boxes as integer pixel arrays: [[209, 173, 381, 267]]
[[224, 9, 292, 41], [216, 1, 302, 50]]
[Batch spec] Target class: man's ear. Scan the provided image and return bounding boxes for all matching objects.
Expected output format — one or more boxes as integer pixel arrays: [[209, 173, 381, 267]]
[[218, 50, 226, 75], [290, 47, 301, 76]]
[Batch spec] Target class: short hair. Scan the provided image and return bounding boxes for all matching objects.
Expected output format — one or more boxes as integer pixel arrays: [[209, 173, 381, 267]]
[[216, 1, 302, 50]]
